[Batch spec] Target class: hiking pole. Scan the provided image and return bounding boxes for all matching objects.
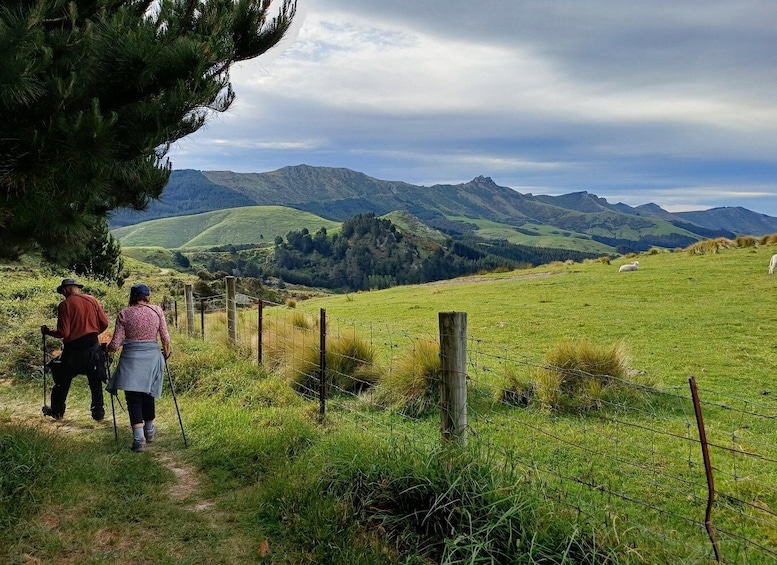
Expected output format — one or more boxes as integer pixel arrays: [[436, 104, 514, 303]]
[[105, 353, 118, 442], [42, 333, 47, 409], [163, 355, 188, 448]]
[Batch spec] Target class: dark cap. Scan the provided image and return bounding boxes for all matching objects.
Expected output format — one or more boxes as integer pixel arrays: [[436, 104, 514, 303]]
[[130, 284, 150, 299], [56, 278, 84, 295]]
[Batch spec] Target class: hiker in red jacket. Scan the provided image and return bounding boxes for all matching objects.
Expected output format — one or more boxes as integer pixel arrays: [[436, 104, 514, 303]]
[[41, 278, 109, 421]]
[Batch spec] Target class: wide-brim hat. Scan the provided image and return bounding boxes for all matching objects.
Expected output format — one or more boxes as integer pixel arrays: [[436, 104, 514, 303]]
[[57, 278, 84, 295]]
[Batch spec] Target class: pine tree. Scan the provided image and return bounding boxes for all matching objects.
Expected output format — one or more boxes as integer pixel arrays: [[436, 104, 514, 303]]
[[0, 0, 296, 259]]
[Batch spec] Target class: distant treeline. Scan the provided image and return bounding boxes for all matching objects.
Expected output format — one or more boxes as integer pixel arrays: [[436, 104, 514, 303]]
[[197, 213, 603, 292]]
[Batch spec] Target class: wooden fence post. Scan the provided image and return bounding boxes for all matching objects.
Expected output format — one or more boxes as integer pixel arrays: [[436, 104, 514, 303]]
[[257, 299, 263, 365], [185, 284, 194, 336], [439, 311, 467, 444], [319, 308, 327, 421], [226, 276, 237, 342], [200, 299, 206, 339]]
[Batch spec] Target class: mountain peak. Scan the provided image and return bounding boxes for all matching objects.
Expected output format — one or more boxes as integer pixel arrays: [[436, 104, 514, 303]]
[[471, 175, 497, 187]]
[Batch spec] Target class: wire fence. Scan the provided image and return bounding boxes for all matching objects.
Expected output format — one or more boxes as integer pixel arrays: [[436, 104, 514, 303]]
[[167, 292, 777, 563]]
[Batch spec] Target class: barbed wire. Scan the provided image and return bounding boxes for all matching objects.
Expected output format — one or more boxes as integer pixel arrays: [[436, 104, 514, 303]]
[[166, 298, 777, 563]]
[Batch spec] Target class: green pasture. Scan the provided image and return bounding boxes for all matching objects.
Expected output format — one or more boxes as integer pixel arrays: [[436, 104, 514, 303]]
[[289, 245, 777, 399], [112, 206, 341, 249], [3, 242, 777, 563]]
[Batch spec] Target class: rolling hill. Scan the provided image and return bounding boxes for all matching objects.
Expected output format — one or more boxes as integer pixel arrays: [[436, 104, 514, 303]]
[[108, 165, 777, 253], [112, 206, 340, 249]]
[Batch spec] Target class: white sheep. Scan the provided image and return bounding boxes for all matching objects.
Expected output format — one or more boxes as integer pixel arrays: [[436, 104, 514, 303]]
[[769, 254, 777, 275], [618, 260, 639, 272]]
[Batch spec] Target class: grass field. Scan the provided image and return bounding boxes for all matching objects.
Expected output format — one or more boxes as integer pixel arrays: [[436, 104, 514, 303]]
[[3, 242, 777, 563], [112, 205, 341, 249], [285, 245, 777, 397]]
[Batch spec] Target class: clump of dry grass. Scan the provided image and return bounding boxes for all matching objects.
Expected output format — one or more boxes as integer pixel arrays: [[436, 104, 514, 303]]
[[759, 233, 777, 245], [535, 339, 631, 413], [287, 332, 381, 398], [685, 237, 735, 255], [374, 339, 442, 417], [735, 236, 758, 248], [496, 364, 535, 407]]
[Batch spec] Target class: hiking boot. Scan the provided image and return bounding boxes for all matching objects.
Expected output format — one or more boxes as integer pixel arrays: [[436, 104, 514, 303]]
[[131, 437, 146, 453], [42, 405, 63, 420], [91, 405, 105, 421], [144, 423, 156, 443]]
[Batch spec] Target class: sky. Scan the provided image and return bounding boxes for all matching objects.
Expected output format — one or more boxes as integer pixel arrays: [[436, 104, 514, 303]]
[[166, 0, 777, 217]]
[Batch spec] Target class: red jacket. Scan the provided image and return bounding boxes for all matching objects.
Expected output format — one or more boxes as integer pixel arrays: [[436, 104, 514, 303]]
[[50, 293, 109, 344]]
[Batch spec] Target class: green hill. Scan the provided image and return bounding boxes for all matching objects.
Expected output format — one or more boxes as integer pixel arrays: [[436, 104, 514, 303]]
[[112, 205, 340, 249], [106, 165, 777, 255]]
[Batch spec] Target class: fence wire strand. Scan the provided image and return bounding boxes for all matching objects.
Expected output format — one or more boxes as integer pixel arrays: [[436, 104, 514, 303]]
[[168, 297, 777, 563]]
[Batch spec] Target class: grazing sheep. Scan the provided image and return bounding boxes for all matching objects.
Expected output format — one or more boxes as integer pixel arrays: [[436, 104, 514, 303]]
[[618, 261, 639, 272], [769, 254, 777, 275]]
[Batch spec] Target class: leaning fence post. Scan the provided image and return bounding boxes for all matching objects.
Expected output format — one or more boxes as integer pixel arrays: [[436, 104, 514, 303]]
[[689, 375, 722, 564], [439, 311, 467, 444], [319, 308, 327, 421], [185, 284, 195, 336], [226, 276, 237, 342]]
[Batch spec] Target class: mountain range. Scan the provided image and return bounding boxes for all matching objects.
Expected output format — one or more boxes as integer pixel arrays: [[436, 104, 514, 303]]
[[109, 165, 777, 254]]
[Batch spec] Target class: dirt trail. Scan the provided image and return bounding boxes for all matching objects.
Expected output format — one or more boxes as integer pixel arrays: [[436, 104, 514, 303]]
[[1, 382, 215, 514]]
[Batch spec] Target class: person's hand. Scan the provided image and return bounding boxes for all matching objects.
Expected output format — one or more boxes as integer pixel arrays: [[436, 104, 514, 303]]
[[40, 325, 49, 335]]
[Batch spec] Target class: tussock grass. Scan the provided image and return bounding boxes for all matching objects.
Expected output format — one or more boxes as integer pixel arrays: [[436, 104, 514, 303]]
[[262, 430, 629, 564], [686, 237, 735, 254], [497, 364, 536, 407], [735, 235, 758, 248], [760, 233, 777, 245], [288, 332, 381, 397], [375, 339, 442, 417], [536, 339, 631, 412], [156, 335, 237, 392], [289, 310, 312, 328]]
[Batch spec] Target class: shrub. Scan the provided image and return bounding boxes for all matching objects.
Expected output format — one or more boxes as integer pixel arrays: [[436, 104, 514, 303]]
[[535, 339, 630, 413], [375, 339, 441, 417]]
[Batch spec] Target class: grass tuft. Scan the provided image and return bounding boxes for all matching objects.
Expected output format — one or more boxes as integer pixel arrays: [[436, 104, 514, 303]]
[[288, 332, 381, 398], [536, 339, 632, 413], [375, 339, 441, 417]]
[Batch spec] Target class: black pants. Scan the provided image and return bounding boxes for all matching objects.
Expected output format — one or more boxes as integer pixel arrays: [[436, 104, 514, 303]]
[[49, 334, 106, 416], [125, 391, 155, 426]]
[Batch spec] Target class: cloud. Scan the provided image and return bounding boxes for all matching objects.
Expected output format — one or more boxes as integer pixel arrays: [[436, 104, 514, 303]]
[[167, 0, 777, 216]]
